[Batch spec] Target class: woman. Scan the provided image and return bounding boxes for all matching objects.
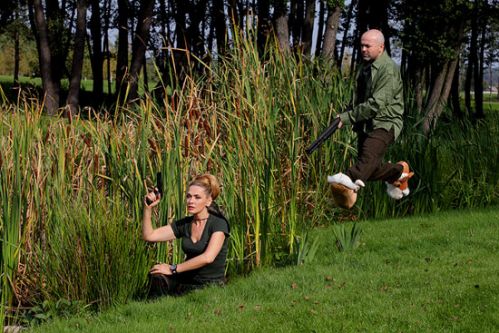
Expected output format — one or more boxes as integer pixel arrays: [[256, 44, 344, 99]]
[[142, 173, 229, 296]]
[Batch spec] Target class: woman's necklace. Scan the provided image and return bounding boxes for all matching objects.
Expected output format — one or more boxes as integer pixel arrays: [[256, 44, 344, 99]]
[[194, 216, 208, 223]]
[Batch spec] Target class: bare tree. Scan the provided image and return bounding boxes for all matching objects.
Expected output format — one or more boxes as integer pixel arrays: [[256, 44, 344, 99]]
[[103, 0, 112, 94], [116, 0, 129, 100], [474, 1, 488, 119], [274, 0, 290, 53], [422, 19, 467, 134], [301, 0, 315, 55], [338, 0, 357, 69], [289, 0, 302, 50], [13, 2, 20, 87], [212, 0, 227, 55], [127, 0, 155, 101], [398, 0, 472, 134], [314, 0, 326, 57], [423, 58, 460, 133], [30, 0, 59, 115], [89, 0, 103, 100], [66, 0, 88, 116], [257, 0, 271, 52], [322, 2, 342, 60], [450, 56, 462, 118]]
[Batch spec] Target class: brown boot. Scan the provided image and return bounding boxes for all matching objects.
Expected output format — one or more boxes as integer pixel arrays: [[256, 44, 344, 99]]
[[331, 183, 357, 209], [396, 161, 414, 195], [386, 161, 414, 199]]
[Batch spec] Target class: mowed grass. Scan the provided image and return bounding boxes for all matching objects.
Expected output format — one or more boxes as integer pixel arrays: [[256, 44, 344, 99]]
[[27, 207, 499, 333]]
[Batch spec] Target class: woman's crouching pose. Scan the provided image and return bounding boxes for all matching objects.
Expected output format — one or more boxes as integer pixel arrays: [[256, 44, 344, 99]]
[[142, 174, 229, 297]]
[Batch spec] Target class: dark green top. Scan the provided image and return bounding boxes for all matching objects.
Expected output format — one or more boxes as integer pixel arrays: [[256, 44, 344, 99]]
[[171, 214, 229, 283], [339, 51, 404, 139]]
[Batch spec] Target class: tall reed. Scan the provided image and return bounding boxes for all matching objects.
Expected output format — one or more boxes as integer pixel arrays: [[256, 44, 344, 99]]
[[0, 108, 42, 326]]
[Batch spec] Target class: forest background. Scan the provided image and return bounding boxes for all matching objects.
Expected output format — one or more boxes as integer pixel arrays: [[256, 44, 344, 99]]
[[0, 0, 498, 330], [0, 0, 498, 124]]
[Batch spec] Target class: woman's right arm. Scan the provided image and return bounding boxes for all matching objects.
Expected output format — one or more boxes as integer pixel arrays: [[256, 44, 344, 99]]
[[142, 190, 176, 242]]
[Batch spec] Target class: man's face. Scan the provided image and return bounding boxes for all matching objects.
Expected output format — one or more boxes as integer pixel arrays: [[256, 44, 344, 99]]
[[360, 34, 384, 62]]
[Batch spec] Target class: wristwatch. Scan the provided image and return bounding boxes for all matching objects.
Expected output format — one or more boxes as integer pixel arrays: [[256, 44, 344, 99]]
[[169, 264, 177, 274]]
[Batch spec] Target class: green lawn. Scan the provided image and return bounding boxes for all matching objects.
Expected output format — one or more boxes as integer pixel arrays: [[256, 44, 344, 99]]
[[27, 207, 499, 333], [0, 75, 114, 94], [484, 101, 499, 112]]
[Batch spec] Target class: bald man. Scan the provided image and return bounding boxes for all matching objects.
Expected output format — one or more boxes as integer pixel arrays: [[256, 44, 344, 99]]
[[328, 29, 413, 209]]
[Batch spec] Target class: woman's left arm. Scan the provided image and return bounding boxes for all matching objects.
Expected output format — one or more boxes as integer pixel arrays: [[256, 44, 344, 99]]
[[149, 232, 226, 275]]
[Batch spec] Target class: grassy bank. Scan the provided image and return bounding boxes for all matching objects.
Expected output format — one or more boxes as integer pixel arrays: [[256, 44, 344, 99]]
[[27, 207, 499, 332]]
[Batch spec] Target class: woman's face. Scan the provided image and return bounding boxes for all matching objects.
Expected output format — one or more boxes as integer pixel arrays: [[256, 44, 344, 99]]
[[186, 185, 212, 215]]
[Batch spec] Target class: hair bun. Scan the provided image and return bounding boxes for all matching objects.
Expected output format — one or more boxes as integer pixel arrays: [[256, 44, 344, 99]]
[[189, 173, 221, 200]]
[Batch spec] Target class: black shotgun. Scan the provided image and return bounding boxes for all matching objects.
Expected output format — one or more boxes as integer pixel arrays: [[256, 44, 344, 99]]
[[305, 117, 341, 155]]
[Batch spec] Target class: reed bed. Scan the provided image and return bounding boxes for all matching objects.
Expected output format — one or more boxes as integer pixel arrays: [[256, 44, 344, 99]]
[[0, 34, 497, 327]]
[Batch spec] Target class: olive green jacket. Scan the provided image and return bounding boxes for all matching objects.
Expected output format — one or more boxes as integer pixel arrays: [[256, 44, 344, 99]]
[[339, 51, 404, 139]]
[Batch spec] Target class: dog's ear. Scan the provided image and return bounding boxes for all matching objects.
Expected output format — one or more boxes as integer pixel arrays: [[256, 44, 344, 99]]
[[331, 183, 357, 209]]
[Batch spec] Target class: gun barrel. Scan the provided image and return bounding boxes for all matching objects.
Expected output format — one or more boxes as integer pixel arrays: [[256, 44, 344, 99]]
[[305, 118, 340, 155]]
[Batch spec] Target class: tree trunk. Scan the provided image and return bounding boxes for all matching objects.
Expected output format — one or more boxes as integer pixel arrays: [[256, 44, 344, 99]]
[[355, 0, 370, 62], [289, 0, 302, 50], [156, 0, 170, 86], [474, 22, 486, 118], [66, 0, 88, 116], [464, 48, 473, 116], [212, 0, 227, 55], [116, 0, 129, 99], [90, 0, 103, 100], [127, 0, 155, 101], [31, 0, 59, 115], [314, 0, 325, 58], [103, 0, 112, 94], [301, 0, 315, 55], [169, 0, 189, 82], [257, 0, 271, 53], [414, 66, 425, 114], [321, 5, 341, 60], [405, 54, 428, 115], [356, 0, 369, 35], [45, 0, 65, 92], [274, 0, 290, 53], [350, 41, 358, 76], [13, 8, 20, 87], [172, 0, 187, 50], [450, 57, 462, 118], [339, 0, 356, 69], [423, 59, 459, 134], [227, 0, 239, 32], [186, 0, 208, 57], [465, 0, 479, 116], [367, 0, 391, 54]]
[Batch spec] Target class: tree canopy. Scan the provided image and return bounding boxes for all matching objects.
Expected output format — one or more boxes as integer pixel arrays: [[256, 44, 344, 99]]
[[0, 0, 497, 129]]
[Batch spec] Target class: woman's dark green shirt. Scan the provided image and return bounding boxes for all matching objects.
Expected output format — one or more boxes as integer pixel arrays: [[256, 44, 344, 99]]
[[171, 214, 229, 283]]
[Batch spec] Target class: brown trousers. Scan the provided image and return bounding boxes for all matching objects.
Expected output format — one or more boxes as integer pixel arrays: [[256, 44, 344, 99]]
[[345, 128, 403, 183]]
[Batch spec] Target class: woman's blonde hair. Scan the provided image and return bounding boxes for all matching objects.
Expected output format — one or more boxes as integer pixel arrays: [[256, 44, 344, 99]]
[[190, 174, 228, 224], [188, 174, 221, 200]]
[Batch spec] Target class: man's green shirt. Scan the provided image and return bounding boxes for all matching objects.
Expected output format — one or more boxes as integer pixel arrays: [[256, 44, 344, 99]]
[[339, 51, 404, 139]]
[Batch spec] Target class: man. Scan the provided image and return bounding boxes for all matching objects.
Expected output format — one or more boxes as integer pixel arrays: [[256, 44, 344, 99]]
[[328, 29, 413, 209]]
